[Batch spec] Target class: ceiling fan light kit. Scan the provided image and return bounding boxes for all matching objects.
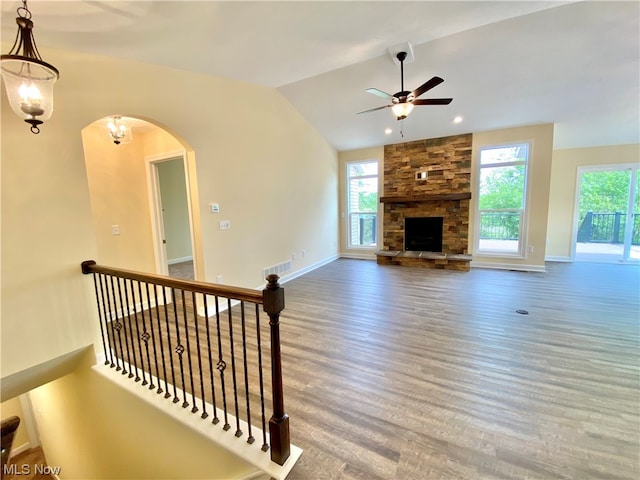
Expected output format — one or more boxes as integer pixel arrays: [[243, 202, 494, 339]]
[[391, 102, 414, 120], [358, 50, 452, 121]]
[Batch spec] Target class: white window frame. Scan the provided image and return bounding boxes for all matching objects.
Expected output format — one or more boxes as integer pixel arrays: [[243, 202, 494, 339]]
[[474, 142, 531, 258], [346, 160, 379, 250]]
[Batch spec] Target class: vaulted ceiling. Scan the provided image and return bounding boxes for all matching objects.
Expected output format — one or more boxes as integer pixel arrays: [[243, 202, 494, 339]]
[[2, 1, 638, 151]]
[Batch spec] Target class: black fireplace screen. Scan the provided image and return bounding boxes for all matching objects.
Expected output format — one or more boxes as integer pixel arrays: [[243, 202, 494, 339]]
[[404, 217, 444, 252]]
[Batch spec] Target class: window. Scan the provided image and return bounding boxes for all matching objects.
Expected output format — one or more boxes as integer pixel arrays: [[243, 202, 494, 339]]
[[475, 143, 529, 255], [347, 160, 378, 248]]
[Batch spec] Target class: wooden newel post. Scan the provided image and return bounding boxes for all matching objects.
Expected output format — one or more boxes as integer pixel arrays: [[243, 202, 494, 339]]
[[262, 274, 290, 466]]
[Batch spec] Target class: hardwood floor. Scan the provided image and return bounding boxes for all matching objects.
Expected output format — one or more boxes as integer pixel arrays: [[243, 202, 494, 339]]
[[168, 260, 194, 280], [107, 259, 638, 479], [3, 447, 55, 480], [276, 259, 639, 480]]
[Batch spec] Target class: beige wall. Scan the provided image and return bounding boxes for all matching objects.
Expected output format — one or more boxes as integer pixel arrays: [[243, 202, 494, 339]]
[[82, 124, 157, 272], [142, 126, 184, 158], [0, 397, 30, 453], [83, 125, 194, 273], [338, 146, 384, 258], [546, 144, 640, 259], [1, 81, 98, 381], [29, 352, 256, 480]]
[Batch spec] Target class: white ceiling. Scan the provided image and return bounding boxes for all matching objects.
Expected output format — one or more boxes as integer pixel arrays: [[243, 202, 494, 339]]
[[2, 1, 638, 151]]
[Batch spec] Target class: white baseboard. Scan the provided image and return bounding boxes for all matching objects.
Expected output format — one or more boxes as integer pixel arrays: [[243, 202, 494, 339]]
[[8, 441, 30, 458], [471, 261, 546, 272], [255, 254, 340, 288], [168, 256, 193, 265], [545, 256, 572, 262]]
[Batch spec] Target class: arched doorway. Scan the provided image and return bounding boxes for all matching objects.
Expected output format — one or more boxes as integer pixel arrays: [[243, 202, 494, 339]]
[[81, 115, 202, 280]]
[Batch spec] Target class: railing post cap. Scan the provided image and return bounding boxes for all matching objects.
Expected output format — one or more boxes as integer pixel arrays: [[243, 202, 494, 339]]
[[266, 274, 280, 290], [81, 260, 96, 274]]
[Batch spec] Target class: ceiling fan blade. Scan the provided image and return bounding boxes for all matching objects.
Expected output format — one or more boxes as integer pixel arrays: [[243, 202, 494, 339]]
[[357, 105, 393, 114], [366, 88, 394, 100], [411, 76, 445, 99], [413, 98, 453, 105]]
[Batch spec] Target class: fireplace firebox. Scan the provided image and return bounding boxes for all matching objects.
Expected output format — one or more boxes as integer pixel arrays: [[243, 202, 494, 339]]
[[404, 217, 443, 252]]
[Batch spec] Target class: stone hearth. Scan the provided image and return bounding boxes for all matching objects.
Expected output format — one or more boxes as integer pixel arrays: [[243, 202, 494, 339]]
[[376, 134, 472, 271]]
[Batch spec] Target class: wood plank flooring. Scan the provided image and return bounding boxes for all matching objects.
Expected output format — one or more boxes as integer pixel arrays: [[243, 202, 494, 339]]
[[3, 447, 55, 480], [277, 259, 639, 480]]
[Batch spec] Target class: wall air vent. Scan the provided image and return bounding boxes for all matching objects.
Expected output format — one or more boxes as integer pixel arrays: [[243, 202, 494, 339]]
[[262, 260, 292, 280]]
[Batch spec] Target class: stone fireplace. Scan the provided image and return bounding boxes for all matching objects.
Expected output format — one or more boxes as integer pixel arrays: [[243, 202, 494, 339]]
[[376, 134, 473, 271]]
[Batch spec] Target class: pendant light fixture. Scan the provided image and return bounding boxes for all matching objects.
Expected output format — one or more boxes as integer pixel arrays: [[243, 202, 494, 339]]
[[1, 0, 59, 134], [107, 116, 132, 145]]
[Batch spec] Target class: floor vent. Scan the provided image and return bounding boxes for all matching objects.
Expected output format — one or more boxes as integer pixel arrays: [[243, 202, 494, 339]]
[[263, 260, 292, 279]]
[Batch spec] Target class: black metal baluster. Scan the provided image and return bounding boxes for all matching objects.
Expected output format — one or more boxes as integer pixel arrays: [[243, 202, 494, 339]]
[[227, 299, 242, 437], [172, 288, 188, 407], [203, 295, 219, 424], [240, 301, 255, 444], [109, 275, 126, 373], [97, 273, 115, 367], [255, 306, 269, 451], [129, 280, 147, 385], [191, 292, 208, 419], [139, 282, 155, 390], [181, 290, 198, 413], [163, 287, 179, 402], [122, 279, 142, 382], [214, 296, 230, 430], [90, 273, 110, 366], [148, 284, 164, 395], [117, 279, 138, 378], [118, 279, 144, 381], [82, 261, 289, 454]]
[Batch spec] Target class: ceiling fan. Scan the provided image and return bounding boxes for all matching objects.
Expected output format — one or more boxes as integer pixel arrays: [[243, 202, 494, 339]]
[[358, 51, 453, 120]]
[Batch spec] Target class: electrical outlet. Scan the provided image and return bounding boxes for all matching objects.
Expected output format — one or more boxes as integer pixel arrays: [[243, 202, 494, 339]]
[[216, 275, 222, 284], [292, 252, 296, 261], [111, 225, 120, 236], [219, 220, 231, 230], [528, 245, 534, 253]]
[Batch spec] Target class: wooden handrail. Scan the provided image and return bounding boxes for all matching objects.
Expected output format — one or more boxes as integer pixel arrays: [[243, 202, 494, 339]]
[[81, 260, 263, 304]]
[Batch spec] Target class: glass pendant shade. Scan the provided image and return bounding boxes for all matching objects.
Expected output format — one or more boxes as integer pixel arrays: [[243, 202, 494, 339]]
[[1, 2, 59, 134], [391, 102, 414, 119], [1, 58, 57, 121]]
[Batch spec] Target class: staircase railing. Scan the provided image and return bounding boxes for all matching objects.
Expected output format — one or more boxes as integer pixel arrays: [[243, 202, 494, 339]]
[[81, 260, 290, 466]]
